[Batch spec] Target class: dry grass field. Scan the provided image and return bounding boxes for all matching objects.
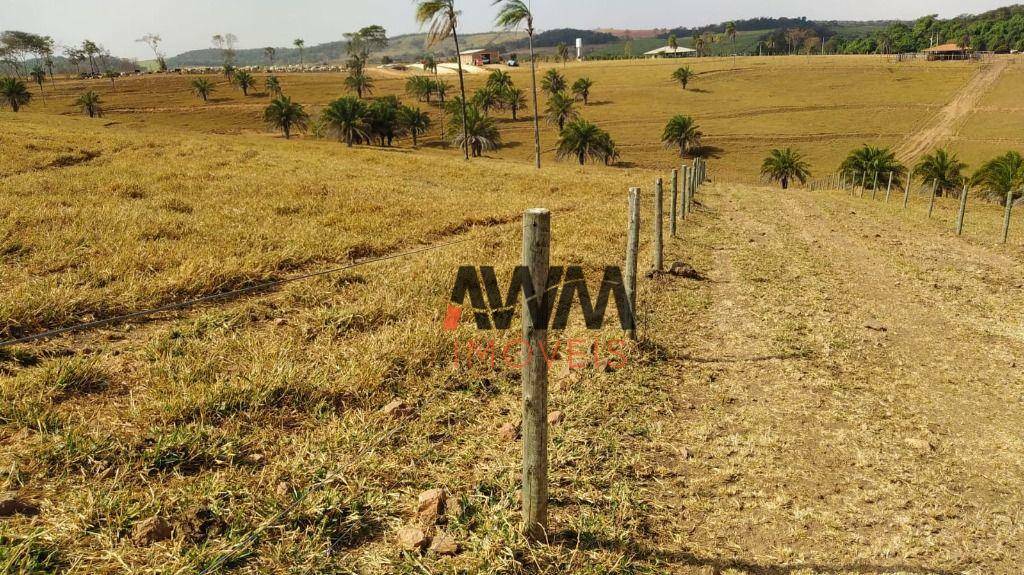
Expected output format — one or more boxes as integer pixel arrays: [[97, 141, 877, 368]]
[[1, 54, 1023, 574]]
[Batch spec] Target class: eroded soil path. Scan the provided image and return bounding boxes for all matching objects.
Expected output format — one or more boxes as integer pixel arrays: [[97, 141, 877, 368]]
[[895, 59, 1009, 162], [644, 183, 1024, 574]]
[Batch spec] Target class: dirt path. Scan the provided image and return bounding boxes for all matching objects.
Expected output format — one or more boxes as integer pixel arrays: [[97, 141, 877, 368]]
[[644, 183, 1024, 574], [895, 59, 1009, 162]]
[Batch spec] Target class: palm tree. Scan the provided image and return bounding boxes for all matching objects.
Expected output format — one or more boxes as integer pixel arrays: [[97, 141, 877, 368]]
[[265, 75, 282, 96], [672, 66, 694, 90], [571, 77, 594, 105], [321, 96, 369, 146], [75, 91, 102, 118], [540, 68, 566, 96], [556, 119, 614, 165], [472, 86, 501, 115], [222, 64, 236, 80], [104, 70, 118, 88], [545, 92, 577, 132], [695, 36, 706, 56], [416, 0, 471, 160], [486, 69, 513, 92], [29, 67, 46, 104], [294, 39, 305, 66], [263, 96, 309, 139], [233, 69, 255, 96], [668, 34, 678, 50], [0, 77, 32, 112], [913, 149, 968, 197], [406, 75, 434, 102], [494, 0, 540, 168], [344, 69, 374, 99], [839, 145, 905, 189], [725, 22, 737, 52], [264, 47, 276, 65], [399, 105, 432, 147], [761, 148, 810, 189], [502, 87, 527, 120], [556, 42, 570, 66], [191, 78, 215, 102], [449, 104, 500, 157], [972, 151, 1024, 205], [661, 115, 703, 157], [367, 97, 401, 147]]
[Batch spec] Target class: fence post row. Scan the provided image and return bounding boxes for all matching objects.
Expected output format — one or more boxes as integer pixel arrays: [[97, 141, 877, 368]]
[[654, 178, 664, 273], [625, 188, 640, 341], [521, 208, 550, 542]]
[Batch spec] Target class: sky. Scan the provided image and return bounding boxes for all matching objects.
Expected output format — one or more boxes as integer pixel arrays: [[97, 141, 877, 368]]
[[2, 0, 1015, 60]]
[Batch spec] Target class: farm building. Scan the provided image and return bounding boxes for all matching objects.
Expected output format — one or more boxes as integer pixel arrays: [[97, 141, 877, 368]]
[[923, 43, 973, 60], [643, 46, 697, 58], [459, 49, 501, 66]]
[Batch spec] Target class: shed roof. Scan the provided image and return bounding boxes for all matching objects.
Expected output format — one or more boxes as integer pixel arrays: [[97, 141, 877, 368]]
[[923, 43, 969, 53], [643, 46, 697, 55]]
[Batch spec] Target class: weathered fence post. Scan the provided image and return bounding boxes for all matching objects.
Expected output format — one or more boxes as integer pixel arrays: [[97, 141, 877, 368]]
[[1003, 189, 1015, 244], [681, 166, 690, 219], [521, 207, 550, 542], [956, 184, 969, 236], [903, 176, 912, 209], [885, 172, 894, 203], [670, 169, 679, 238], [654, 178, 664, 273], [625, 188, 640, 341], [871, 172, 879, 200], [928, 180, 938, 218], [859, 171, 867, 197]]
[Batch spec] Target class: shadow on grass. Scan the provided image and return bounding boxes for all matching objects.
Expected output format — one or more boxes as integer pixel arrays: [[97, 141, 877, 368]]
[[552, 531, 962, 575]]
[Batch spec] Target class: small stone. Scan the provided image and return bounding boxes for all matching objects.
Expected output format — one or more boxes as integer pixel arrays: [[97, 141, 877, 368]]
[[272, 318, 288, 327], [417, 488, 446, 525], [865, 321, 888, 332], [0, 493, 39, 517], [498, 421, 521, 441], [668, 261, 704, 280], [680, 447, 693, 460], [275, 482, 290, 497], [905, 437, 936, 452], [382, 399, 414, 418], [429, 530, 459, 556], [397, 526, 428, 551], [593, 358, 615, 373], [133, 516, 173, 546], [547, 410, 565, 426]]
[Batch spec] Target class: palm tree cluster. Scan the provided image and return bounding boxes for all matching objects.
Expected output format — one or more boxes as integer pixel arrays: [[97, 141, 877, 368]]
[[912, 149, 968, 197], [839, 145, 906, 188], [972, 151, 1024, 206], [538, 69, 616, 165], [318, 95, 432, 149]]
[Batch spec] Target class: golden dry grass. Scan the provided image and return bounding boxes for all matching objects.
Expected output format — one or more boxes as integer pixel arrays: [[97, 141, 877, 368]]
[[1, 54, 1023, 574]]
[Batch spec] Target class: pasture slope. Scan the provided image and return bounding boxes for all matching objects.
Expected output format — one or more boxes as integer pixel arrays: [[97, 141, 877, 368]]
[[1, 55, 1023, 574]]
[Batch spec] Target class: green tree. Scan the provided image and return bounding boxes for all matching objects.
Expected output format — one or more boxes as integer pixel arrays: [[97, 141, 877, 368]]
[[545, 91, 577, 132], [493, 0, 541, 167], [556, 119, 615, 165], [29, 66, 46, 103], [75, 90, 102, 118], [265, 75, 282, 96], [913, 149, 968, 197], [540, 68, 566, 96], [501, 86, 527, 120], [486, 69, 513, 92], [263, 96, 308, 139], [416, 0, 471, 160], [671, 66, 694, 90], [399, 105, 432, 147], [668, 34, 678, 50], [406, 75, 434, 102], [293, 38, 305, 66], [233, 69, 254, 95], [263, 46, 276, 65], [839, 145, 906, 189], [104, 69, 117, 88], [344, 69, 374, 99], [0, 77, 31, 111], [556, 41, 570, 66], [761, 148, 810, 189], [661, 115, 703, 157], [367, 96, 401, 146], [972, 151, 1024, 205], [472, 86, 501, 115], [321, 96, 369, 146], [449, 104, 500, 157], [191, 78, 215, 102], [571, 77, 594, 105], [725, 22, 737, 51]]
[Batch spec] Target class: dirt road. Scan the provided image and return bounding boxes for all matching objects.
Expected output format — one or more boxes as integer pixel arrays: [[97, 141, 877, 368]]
[[643, 183, 1024, 573], [896, 59, 1009, 162]]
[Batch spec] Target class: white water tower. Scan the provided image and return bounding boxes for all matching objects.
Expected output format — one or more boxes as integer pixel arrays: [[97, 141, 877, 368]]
[[576, 38, 582, 60]]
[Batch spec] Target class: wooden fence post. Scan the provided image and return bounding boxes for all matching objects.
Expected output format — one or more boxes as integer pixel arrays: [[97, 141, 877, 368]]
[[859, 171, 867, 197], [871, 172, 879, 200], [928, 180, 938, 218], [670, 169, 679, 238], [955, 184, 969, 236], [654, 178, 664, 273], [681, 166, 689, 219], [903, 176, 912, 209], [885, 172, 894, 203], [1003, 189, 1015, 244], [521, 207, 550, 542], [625, 188, 640, 341]]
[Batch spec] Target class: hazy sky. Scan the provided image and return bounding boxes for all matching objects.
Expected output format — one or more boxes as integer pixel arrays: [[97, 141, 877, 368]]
[[2, 0, 1014, 59]]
